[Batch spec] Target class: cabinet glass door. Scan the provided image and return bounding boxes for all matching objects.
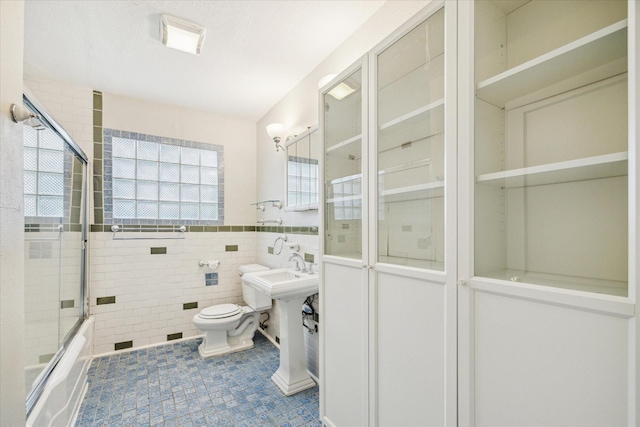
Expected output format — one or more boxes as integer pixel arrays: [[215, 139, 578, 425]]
[[473, 0, 628, 296], [376, 8, 445, 270], [324, 69, 363, 259]]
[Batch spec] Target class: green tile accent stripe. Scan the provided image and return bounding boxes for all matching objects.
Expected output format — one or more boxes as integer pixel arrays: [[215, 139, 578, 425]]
[[167, 332, 183, 341], [115, 341, 133, 351], [225, 245, 238, 252], [60, 299, 75, 309], [87, 224, 318, 235], [183, 302, 198, 310], [268, 246, 274, 254], [151, 247, 167, 255], [304, 253, 315, 263], [97, 296, 116, 305], [93, 90, 104, 225]]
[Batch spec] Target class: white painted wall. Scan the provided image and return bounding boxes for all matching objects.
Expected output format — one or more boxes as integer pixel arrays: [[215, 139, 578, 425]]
[[0, 0, 26, 424], [103, 93, 257, 225]]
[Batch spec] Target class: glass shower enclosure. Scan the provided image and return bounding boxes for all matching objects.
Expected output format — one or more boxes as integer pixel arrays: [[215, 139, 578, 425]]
[[21, 92, 88, 416]]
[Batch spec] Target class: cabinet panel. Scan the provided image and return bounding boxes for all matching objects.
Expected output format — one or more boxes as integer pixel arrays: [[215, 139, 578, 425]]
[[474, 292, 628, 426], [376, 273, 445, 426], [322, 262, 367, 427]]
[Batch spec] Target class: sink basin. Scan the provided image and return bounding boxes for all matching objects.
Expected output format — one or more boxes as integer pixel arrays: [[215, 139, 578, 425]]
[[242, 268, 318, 301]]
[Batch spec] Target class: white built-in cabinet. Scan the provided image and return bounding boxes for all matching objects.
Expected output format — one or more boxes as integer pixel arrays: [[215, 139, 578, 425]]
[[459, 1, 638, 425], [320, 0, 639, 426], [320, 2, 457, 426]]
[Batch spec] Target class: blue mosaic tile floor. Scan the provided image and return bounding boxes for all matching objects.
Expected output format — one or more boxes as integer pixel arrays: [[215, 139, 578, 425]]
[[75, 333, 320, 427]]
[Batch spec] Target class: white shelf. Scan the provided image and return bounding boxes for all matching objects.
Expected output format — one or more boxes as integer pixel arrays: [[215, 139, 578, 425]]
[[379, 98, 445, 133], [326, 194, 362, 204], [379, 158, 431, 176], [477, 269, 627, 298], [476, 152, 628, 188], [326, 134, 362, 153], [476, 19, 628, 107], [379, 181, 444, 203]]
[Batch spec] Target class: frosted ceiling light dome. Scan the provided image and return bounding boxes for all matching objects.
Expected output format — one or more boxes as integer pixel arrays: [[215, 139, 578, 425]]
[[327, 82, 355, 100], [319, 73, 356, 100], [161, 14, 206, 55]]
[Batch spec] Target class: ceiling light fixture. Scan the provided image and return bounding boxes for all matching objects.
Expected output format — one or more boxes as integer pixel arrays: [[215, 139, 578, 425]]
[[266, 123, 285, 152], [319, 74, 356, 100], [327, 82, 356, 100], [160, 14, 206, 55]]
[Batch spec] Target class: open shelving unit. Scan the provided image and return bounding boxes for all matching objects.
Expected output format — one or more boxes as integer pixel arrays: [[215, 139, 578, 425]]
[[473, 0, 629, 297]]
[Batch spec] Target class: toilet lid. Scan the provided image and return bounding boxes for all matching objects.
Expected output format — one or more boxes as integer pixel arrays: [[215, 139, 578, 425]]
[[200, 304, 242, 319]]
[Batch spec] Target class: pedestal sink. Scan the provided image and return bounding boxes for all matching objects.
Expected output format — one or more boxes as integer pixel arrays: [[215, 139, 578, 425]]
[[242, 268, 319, 396]]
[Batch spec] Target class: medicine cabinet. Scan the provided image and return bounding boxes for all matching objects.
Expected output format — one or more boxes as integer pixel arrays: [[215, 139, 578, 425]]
[[285, 127, 320, 211]]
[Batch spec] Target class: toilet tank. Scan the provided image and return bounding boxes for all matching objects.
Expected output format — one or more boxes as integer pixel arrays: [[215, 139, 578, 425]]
[[239, 264, 272, 311]]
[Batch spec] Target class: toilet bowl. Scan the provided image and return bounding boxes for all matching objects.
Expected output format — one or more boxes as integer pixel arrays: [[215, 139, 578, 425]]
[[192, 264, 271, 358]]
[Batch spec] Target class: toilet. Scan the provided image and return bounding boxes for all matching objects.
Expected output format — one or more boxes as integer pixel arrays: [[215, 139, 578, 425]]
[[192, 264, 271, 358]]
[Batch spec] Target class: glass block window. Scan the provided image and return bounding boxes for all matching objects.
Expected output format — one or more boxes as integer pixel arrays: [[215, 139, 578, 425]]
[[103, 129, 224, 225], [287, 155, 319, 206], [329, 174, 362, 221], [23, 126, 67, 218]]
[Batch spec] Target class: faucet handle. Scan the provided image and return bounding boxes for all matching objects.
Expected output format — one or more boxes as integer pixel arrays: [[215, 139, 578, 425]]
[[309, 263, 318, 274]]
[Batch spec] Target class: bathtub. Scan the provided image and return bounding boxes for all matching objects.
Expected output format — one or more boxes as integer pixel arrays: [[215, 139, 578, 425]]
[[26, 316, 94, 427]]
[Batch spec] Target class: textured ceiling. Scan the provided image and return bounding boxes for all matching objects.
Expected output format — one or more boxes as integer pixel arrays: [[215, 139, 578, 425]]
[[24, 0, 386, 121]]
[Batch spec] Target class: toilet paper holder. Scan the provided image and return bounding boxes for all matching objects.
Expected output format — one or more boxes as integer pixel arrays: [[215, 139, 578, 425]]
[[199, 260, 221, 268]]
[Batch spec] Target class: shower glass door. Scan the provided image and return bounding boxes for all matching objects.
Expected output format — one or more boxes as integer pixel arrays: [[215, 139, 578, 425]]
[[22, 94, 88, 413]]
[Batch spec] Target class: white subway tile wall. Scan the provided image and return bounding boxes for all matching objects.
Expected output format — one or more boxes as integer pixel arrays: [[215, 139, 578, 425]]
[[90, 231, 257, 355]]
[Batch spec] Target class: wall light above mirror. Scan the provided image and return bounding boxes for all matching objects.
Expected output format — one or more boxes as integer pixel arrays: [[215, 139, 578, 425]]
[[266, 123, 285, 152]]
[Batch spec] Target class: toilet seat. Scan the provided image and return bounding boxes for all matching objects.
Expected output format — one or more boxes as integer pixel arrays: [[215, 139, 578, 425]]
[[199, 304, 242, 319]]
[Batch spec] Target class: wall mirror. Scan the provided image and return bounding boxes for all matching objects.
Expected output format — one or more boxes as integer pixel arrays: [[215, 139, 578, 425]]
[[286, 126, 319, 211]]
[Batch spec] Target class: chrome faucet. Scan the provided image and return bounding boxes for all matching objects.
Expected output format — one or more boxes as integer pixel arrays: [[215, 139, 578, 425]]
[[288, 252, 308, 273]]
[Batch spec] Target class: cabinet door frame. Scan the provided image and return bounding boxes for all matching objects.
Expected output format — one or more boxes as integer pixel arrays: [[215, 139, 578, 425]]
[[629, 1, 640, 423], [319, 54, 370, 427], [368, 1, 458, 425]]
